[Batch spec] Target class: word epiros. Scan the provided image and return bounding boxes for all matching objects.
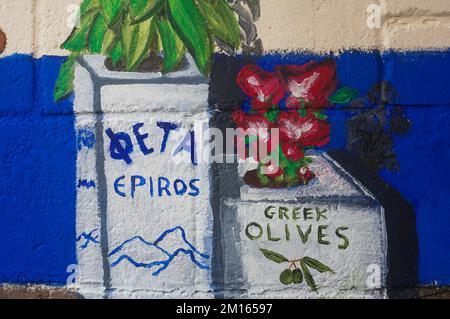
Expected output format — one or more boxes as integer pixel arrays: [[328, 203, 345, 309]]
[[113, 175, 200, 199], [245, 206, 350, 249]]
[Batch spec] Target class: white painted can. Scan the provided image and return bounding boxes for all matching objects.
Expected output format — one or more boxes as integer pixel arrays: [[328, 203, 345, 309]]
[[73, 55, 213, 299], [222, 153, 388, 299]]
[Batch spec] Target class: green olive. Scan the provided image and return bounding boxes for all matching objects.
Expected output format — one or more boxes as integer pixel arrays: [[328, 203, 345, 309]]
[[292, 269, 303, 284], [280, 269, 293, 285]]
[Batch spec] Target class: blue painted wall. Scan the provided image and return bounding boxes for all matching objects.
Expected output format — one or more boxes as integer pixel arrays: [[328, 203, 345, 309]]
[[0, 55, 76, 285], [0, 52, 448, 285]]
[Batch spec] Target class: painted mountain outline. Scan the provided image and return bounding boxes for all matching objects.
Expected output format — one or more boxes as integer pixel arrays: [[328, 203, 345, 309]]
[[107, 226, 210, 276]]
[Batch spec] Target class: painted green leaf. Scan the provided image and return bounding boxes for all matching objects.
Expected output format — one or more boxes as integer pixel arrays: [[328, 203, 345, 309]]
[[328, 87, 359, 104], [197, 0, 240, 49], [130, 0, 165, 25], [260, 249, 289, 264], [264, 109, 279, 122], [303, 257, 335, 274], [89, 14, 107, 53], [101, 28, 117, 54], [81, 0, 100, 15], [278, 149, 303, 178], [157, 16, 186, 73], [285, 163, 302, 179], [259, 174, 270, 185], [100, 0, 123, 27], [156, 25, 163, 52], [110, 40, 123, 67], [129, 0, 147, 16], [62, 9, 98, 51], [54, 55, 76, 102], [300, 260, 317, 292], [298, 109, 307, 118], [167, 0, 213, 75], [313, 112, 328, 121], [121, 16, 156, 70]]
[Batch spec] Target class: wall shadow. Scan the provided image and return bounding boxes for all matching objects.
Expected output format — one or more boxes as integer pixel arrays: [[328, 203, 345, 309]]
[[328, 150, 419, 298], [208, 54, 255, 298]]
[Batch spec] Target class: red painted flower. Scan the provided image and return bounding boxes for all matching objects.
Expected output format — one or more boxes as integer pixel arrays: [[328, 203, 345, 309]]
[[278, 59, 338, 109], [277, 111, 331, 147], [231, 110, 272, 142], [232, 110, 276, 161], [281, 140, 304, 162], [298, 166, 314, 182], [237, 65, 285, 112], [246, 137, 278, 162], [262, 162, 284, 178]]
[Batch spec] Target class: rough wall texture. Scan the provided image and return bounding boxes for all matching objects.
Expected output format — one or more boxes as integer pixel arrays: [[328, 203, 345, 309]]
[[3, 0, 450, 55], [0, 0, 449, 299]]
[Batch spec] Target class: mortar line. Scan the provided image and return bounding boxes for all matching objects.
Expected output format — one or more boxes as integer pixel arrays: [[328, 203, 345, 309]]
[[93, 77, 112, 298], [31, 0, 37, 57]]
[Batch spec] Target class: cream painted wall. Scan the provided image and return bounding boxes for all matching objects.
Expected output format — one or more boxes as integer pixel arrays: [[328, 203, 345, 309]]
[[0, 0, 34, 56], [1, 0, 450, 57]]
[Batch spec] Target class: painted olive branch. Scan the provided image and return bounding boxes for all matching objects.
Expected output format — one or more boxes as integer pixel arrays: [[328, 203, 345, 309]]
[[259, 248, 335, 292]]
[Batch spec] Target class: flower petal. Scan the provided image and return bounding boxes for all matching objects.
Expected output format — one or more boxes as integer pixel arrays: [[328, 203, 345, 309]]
[[237, 64, 285, 111], [279, 59, 338, 108]]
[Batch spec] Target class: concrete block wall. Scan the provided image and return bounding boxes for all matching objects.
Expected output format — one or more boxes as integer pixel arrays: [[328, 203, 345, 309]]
[[3, 0, 450, 55], [0, 0, 449, 298]]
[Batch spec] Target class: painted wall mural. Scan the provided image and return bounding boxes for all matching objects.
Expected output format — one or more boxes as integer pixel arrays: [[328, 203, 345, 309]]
[[0, 28, 6, 55], [0, 0, 449, 299]]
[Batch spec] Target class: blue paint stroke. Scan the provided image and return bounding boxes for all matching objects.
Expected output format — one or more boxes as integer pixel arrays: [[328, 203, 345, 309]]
[[76, 229, 100, 250], [77, 179, 96, 189], [105, 128, 134, 165], [111, 248, 210, 277], [173, 131, 198, 166], [108, 236, 171, 257], [108, 226, 210, 276], [76, 128, 96, 151], [153, 226, 209, 259]]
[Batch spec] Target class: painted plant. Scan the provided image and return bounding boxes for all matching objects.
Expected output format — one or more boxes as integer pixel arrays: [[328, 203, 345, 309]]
[[232, 59, 357, 188], [54, 0, 246, 101]]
